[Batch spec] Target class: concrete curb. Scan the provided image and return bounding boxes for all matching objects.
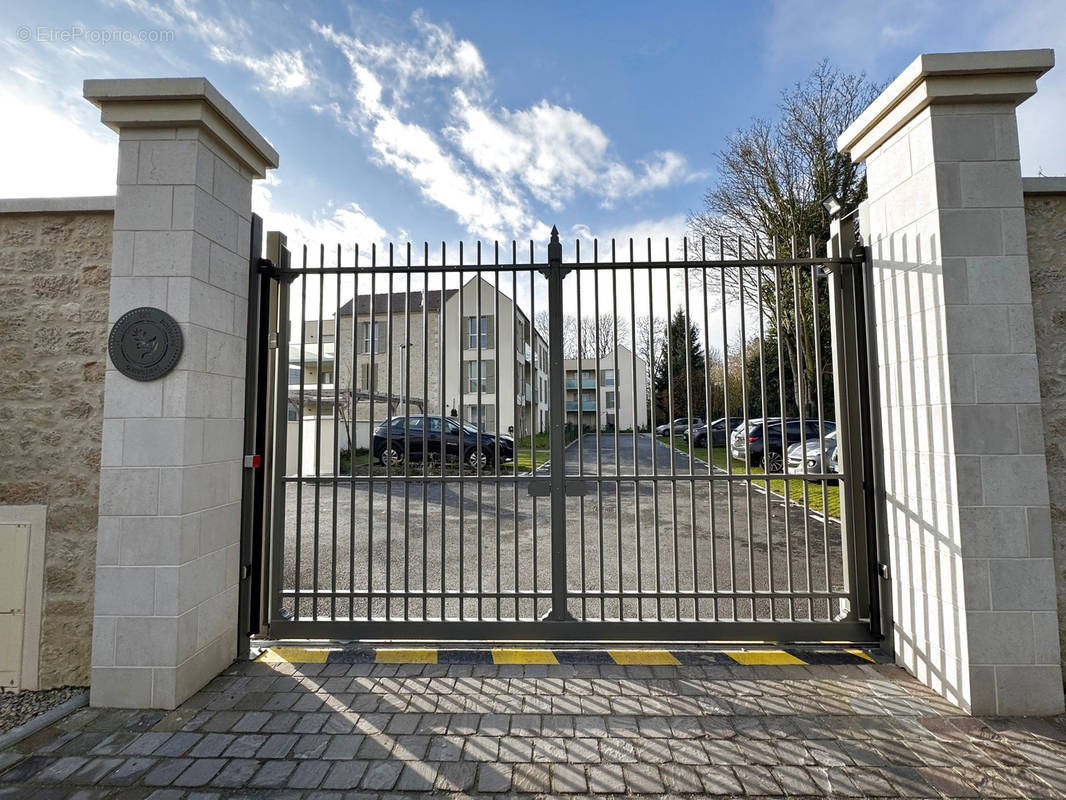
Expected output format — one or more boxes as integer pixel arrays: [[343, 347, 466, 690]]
[[0, 691, 89, 752]]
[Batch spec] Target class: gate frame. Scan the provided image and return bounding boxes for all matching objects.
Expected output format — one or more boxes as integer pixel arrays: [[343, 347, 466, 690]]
[[240, 225, 884, 644]]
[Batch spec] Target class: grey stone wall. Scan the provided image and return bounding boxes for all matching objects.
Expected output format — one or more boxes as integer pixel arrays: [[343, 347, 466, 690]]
[[1025, 190, 1066, 686], [0, 208, 113, 687]]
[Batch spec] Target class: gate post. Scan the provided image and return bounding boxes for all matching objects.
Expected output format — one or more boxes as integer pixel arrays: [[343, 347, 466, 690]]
[[838, 51, 1064, 715], [542, 226, 573, 621], [85, 79, 278, 708]]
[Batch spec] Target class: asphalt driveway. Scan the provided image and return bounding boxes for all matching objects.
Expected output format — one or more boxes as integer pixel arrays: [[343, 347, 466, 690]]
[[281, 434, 848, 624]]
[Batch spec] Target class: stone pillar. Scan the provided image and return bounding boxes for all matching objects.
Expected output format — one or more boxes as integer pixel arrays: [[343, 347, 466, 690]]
[[839, 50, 1064, 714], [84, 78, 278, 709]]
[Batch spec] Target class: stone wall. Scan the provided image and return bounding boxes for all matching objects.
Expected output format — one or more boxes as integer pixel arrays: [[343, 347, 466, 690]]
[[1024, 182, 1066, 686], [0, 200, 114, 688]]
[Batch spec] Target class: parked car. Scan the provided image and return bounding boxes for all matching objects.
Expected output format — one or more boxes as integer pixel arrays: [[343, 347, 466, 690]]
[[655, 417, 703, 437], [731, 418, 835, 472], [685, 417, 745, 448], [787, 428, 838, 475], [373, 415, 514, 469]]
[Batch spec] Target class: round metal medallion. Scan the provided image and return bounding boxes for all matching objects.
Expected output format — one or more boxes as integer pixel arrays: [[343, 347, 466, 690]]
[[108, 307, 184, 381]]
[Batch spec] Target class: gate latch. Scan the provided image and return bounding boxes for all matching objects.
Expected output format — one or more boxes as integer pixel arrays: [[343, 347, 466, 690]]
[[527, 479, 550, 497], [565, 480, 590, 497], [526, 479, 590, 497]]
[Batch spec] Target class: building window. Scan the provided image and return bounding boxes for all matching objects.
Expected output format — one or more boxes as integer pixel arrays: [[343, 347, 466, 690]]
[[465, 315, 493, 349], [465, 360, 495, 393], [606, 391, 615, 409], [288, 366, 301, 386], [359, 363, 378, 391], [465, 404, 495, 430], [601, 369, 615, 386], [360, 321, 382, 354]]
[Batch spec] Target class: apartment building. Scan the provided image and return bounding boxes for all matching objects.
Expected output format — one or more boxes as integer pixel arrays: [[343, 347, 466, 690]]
[[439, 276, 549, 439], [289, 278, 549, 455], [563, 347, 648, 432]]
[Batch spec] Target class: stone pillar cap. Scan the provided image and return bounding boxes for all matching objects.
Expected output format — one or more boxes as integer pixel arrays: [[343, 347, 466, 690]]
[[838, 49, 1054, 162], [84, 77, 279, 178]]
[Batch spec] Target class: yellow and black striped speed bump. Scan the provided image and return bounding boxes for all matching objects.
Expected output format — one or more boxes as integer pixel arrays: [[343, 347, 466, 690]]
[[256, 645, 883, 666]]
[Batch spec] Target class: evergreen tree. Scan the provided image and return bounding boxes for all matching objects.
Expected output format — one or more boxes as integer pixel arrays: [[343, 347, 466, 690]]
[[653, 309, 706, 422]]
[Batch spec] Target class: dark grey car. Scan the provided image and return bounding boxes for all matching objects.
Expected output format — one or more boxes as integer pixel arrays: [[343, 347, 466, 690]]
[[686, 417, 745, 448]]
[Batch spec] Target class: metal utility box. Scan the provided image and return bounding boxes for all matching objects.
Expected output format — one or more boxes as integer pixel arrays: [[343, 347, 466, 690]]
[[0, 507, 47, 692]]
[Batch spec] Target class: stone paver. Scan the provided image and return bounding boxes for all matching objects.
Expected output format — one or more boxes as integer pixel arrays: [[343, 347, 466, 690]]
[[2, 657, 1066, 797]]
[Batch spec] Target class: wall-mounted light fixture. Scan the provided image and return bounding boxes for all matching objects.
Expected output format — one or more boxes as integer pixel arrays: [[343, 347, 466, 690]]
[[821, 194, 844, 219]]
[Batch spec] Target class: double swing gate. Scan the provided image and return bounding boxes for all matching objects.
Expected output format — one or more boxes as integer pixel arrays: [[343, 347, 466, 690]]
[[239, 215, 882, 644]]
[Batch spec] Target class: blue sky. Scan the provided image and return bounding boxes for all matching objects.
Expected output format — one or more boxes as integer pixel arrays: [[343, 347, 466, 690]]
[[2, 0, 1065, 258]]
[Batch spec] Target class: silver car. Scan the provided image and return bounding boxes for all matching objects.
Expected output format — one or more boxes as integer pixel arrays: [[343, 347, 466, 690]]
[[787, 428, 838, 475], [655, 417, 703, 437]]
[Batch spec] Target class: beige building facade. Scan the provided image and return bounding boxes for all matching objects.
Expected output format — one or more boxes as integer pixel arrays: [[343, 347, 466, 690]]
[[563, 348, 648, 432]]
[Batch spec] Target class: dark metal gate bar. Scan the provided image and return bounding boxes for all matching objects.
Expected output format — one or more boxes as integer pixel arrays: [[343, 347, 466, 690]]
[[248, 221, 876, 642]]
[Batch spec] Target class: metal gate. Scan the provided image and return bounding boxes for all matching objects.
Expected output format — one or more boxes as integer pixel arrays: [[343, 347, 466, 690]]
[[240, 217, 880, 643]]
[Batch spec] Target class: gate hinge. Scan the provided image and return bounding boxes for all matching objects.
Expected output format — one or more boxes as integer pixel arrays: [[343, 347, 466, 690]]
[[268, 332, 278, 350], [877, 562, 890, 580]]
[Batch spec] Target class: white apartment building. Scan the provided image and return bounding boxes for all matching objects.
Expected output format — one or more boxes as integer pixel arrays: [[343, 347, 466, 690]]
[[563, 348, 648, 432], [289, 278, 549, 456], [439, 277, 549, 439]]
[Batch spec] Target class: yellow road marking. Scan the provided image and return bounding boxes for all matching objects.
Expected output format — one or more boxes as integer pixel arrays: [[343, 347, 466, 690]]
[[726, 650, 807, 666], [256, 647, 332, 663], [375, 648, 438, 664], [845, 648, 876, 662], [608, 650, 681, 666], [491, 648, 559, 665]]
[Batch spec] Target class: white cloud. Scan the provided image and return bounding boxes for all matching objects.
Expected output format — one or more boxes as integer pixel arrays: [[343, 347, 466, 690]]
[[112, 0, 315, 95], [252, 178, 390, 262], [313, 15, 695, 240], [0, 81, 117, 197], [314, 22, 544, 241], [209, 46, 312, 94], [569, 213, 690, 262]]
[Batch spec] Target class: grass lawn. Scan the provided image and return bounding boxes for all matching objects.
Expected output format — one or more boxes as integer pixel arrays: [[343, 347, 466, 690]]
[[514, 432, 552, 473], [661, 436, 841, 519]]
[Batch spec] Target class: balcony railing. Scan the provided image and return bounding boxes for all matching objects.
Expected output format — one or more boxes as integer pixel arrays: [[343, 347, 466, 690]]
[[565, 400, 598, 412], [565, 378, 597, 389]]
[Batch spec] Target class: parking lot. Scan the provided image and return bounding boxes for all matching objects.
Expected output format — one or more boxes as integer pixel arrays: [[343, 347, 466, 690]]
[[280, 434, 849, 623]]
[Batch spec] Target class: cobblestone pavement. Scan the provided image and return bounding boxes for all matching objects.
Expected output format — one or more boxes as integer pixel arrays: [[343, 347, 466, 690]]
[[2, 655, 1066, 798]]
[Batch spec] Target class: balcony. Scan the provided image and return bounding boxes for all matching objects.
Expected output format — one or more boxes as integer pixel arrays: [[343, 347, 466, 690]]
[[565, 400, 598, 412], [565, 378, 597, 389]]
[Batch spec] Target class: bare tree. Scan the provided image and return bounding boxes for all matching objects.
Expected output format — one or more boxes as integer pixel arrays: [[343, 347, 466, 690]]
[[633, 313, 666, 420], [579, 313, 631, 357], [687, 60, 880, 416]]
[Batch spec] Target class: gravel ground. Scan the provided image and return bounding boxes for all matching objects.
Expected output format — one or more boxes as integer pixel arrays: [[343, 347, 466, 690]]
[[0, 686, 85, 734]]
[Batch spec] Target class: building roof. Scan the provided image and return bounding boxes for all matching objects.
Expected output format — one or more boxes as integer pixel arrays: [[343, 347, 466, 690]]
[[337, 289, 457, 316]]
